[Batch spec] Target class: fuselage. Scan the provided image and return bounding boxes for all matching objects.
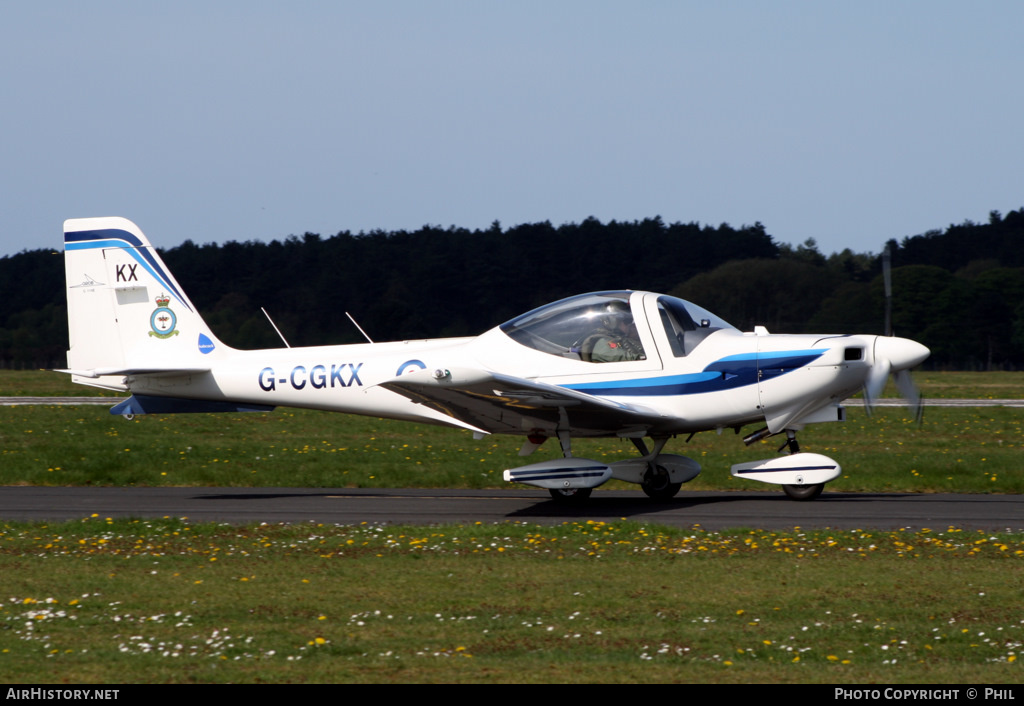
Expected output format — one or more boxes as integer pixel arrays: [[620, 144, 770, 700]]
[[120, 290, 896, 439]]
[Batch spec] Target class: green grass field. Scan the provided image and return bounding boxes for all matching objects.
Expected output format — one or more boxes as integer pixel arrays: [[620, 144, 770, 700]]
[[1, 518, 1022, 684], [2, 404, 1023, 494], [0, 370, 1021, 683]]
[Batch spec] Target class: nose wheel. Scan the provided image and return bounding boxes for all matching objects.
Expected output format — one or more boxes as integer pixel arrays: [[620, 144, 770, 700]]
[[778, 429, 825, 501], [782, 482, 824, 501]]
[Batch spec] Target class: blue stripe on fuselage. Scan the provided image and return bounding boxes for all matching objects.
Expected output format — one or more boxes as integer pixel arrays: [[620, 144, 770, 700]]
[[65, 228, 192, 312], [562, 349, 827, 396]]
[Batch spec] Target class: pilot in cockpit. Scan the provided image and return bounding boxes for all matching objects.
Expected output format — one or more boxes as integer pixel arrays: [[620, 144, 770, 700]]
[[582, 300, 645, 362]]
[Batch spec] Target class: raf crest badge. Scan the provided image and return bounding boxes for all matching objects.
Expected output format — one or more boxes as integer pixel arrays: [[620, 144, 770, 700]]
[[148, 294, 179, 339]]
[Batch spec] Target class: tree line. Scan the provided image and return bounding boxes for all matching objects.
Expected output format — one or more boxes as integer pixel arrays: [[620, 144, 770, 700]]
[[2, 209, 1023, 370]]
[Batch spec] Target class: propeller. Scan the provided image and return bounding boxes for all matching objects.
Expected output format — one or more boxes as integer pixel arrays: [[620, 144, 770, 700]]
[[883, 244, 893, 336], [864, 335, 929, 420], [863, 244, 929, 421]]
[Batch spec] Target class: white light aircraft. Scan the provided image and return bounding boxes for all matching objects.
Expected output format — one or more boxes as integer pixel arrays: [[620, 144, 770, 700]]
[[60, 217, 930, 502]]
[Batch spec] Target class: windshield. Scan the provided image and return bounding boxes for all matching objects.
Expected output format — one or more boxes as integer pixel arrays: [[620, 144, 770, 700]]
[[656, 295, 736, 357], [499, 291, 646, 362]]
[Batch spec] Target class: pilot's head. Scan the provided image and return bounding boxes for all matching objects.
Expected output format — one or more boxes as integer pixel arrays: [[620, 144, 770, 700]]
[[600, 300, 633, 331]]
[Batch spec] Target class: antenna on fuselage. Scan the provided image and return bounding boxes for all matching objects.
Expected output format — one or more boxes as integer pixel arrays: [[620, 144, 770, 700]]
[[261, 307, 292, 348], [346, 312, 375, 344]]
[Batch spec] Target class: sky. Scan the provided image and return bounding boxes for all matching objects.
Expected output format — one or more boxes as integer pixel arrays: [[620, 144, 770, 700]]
[[2, 1, 1022, 259]]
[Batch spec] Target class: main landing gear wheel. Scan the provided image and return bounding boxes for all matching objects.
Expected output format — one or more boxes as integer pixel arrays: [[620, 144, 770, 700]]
[[782, 483, 824, 501], [641, 465, 682, 500], [548, 487, 593, 504]]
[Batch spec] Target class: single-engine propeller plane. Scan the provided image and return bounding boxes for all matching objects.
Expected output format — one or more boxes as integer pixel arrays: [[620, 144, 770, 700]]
[[60, 217, 930, 502]]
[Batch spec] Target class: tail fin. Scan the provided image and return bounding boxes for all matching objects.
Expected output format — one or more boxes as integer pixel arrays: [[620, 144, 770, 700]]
[[62, 217, 227, 390]]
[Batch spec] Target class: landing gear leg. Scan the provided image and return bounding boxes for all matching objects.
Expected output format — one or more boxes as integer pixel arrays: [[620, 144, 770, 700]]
[[778, 429, 801, 454]]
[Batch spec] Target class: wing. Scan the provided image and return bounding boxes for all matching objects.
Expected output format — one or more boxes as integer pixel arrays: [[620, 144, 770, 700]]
[[378, 367, 666, 437]]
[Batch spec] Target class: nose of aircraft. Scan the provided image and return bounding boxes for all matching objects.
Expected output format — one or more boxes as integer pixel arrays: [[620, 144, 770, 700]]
[[874, 336, 930, 372]]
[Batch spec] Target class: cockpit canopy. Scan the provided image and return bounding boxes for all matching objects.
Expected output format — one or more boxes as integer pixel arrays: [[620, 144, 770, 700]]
[[499, 291, 736, 361]]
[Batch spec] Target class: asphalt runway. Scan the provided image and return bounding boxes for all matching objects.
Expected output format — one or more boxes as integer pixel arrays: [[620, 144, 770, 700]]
[[1, 486, 1021, 531]]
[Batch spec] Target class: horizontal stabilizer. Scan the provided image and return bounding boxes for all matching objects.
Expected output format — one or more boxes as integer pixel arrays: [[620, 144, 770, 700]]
[[110, 395, 275, 416], [56, 367, 210, 379], [503, 457, 612, 490]]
